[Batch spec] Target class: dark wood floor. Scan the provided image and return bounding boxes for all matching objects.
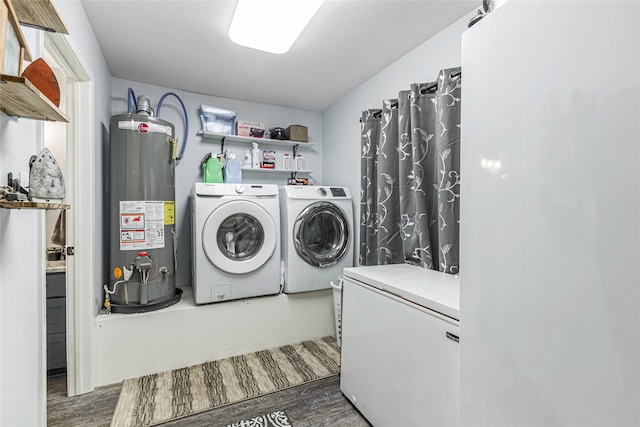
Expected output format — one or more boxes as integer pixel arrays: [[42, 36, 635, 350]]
[[48, 373, 371, 427]]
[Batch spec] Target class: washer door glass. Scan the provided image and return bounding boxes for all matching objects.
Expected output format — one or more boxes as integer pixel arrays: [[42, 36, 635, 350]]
[[217, 214, 263, 260], [294, 201, 349, 268], [202, 200, 276, 274]]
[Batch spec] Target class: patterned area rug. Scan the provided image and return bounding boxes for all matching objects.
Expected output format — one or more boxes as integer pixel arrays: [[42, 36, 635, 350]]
[[110, 336, 339, 426], [225, 410, 292, 427]]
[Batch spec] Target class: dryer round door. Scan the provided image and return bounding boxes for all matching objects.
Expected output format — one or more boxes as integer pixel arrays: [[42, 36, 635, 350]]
[[294, 201, 350, 268], [202, 200, 277, 274]]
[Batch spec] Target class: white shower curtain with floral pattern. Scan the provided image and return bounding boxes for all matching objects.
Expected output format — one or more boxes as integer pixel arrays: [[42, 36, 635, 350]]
[[360, 67, 461, 274]]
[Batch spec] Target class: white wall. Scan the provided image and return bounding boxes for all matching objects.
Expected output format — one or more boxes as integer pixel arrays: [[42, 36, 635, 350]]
[[321, 12, 475, 265], [110, 78, 323, 288], [0, 0, 112, 424], [0, 29, 44, 426]]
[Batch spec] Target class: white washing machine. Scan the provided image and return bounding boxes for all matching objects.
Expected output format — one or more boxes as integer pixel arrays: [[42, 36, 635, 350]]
[[279, 185, 354, 294], [192, 183, 281, 304]]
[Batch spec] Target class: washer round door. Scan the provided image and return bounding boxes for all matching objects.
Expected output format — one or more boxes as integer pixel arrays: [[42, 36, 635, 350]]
[[202, 200, 277, 274], [294, 201, 350, 268]]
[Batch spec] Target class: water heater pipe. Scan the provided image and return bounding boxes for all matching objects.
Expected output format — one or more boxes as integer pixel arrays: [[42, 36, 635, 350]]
[[156, 92, 189, 160], [126, 88, 190, 160], [127, 87, 138, 113]]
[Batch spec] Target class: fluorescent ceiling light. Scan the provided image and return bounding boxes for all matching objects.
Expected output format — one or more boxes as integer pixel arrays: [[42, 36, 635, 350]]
[[229, 0, 324, 54]]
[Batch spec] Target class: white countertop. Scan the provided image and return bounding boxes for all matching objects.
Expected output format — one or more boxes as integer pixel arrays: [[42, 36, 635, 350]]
[[343, 264, 460, 320], [46, 260, 66, 273]]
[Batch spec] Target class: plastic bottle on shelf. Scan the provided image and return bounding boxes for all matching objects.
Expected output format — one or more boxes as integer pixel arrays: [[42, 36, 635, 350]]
[[294, 153, 305, 171], [224, 152, 242, 183], [242, 150, 252, 168], [203, 155, 223, 183], [251, 142, 261, 169], [282, 153, 292, 170]]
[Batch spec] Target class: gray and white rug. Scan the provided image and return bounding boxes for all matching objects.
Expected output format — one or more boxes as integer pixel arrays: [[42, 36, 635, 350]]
[[110, 336, 339, 426]]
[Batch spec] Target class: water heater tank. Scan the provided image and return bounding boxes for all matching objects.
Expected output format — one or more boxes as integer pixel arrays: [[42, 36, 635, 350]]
[[108, 111, 181, 313]]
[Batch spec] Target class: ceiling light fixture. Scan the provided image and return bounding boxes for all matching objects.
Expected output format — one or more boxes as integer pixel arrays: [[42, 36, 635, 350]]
[[229, 0, 324, 54]]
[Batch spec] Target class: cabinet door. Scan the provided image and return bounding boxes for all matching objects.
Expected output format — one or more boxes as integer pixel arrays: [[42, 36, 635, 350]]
[[47, 297, 66, 334], [340, 279, 460, 426], [47, 332, 67, 370], [46, 272, 65, 298]]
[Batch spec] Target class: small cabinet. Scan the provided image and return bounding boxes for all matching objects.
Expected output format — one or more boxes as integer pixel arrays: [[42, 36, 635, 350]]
[[46, 272, 66, 372]]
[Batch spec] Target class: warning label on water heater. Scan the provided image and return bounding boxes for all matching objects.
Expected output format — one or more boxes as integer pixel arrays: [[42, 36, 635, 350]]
[[119, 201, 165, 251]]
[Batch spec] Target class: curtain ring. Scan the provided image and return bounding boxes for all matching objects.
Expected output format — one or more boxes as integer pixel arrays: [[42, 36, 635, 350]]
[[420, 82, 438, 95], [361, 109, 382, 121]]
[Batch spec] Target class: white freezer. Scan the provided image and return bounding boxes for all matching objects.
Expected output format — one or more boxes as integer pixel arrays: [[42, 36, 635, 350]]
[[340, 264, 460, 426]]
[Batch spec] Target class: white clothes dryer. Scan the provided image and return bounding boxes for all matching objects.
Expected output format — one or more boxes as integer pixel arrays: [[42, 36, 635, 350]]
[[279, 186, 354, 294], [192, 183, 280, 304]]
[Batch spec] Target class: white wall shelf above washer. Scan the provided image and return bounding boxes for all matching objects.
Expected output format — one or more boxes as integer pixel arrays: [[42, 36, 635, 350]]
[[198, 131, 315, 148], [241, 167, 313, 174]]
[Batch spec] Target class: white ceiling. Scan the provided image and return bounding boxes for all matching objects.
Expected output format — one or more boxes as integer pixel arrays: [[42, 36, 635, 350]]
[[80, 0, 478, 112]]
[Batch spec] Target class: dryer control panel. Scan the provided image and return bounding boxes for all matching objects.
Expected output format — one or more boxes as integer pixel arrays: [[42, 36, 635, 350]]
[[282, 185, 351, 200], [330, 187, 347, 197]]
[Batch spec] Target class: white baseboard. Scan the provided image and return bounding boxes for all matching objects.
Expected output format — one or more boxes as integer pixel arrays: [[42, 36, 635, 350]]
[[94, 286, 335, 386]]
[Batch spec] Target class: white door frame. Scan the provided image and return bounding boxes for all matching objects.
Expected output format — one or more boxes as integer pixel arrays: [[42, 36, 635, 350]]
[[43, 32, 95, 397]]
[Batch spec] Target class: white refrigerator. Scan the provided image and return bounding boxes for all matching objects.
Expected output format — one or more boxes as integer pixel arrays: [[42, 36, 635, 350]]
[[460, 1, 639, 425]]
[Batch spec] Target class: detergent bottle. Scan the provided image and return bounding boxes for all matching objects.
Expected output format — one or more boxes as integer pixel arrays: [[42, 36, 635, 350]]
[[203, 154, 223, 183], [224, 152, 242, 183]]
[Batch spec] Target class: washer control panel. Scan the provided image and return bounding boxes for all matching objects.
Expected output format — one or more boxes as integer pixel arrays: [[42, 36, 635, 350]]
[[195, 182, 278, 197]]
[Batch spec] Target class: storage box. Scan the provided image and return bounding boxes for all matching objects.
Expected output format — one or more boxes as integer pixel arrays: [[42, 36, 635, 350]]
[[199, 105, 236, 135], [261, 150, 275, 169], [237, 120, 265, 138], [285, 125, 308, 142]]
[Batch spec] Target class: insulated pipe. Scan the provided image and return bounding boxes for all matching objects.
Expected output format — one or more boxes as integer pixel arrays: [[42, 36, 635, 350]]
[[156, 92, 189, 160], [127, 87, 138, 113]]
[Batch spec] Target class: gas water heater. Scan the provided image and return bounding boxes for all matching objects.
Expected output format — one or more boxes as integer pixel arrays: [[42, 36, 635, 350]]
[[107, 95, 182, 313]]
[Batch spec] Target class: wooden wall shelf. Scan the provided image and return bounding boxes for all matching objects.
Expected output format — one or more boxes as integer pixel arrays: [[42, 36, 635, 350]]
[[11, 0, 69, 33], [0, 74, 68, 122], [0, 200, 69, 210]]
